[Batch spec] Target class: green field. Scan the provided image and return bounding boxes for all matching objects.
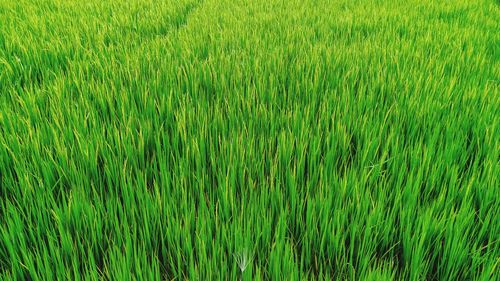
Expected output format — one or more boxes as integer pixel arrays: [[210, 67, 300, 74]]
[[0, 0, 499, 280]]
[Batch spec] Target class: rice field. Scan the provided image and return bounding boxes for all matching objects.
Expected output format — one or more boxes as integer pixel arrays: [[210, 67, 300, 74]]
[[0, 0, 499, 280]]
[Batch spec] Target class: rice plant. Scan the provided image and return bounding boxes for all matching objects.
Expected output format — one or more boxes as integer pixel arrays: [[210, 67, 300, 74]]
[[0, 0, 498, 280]]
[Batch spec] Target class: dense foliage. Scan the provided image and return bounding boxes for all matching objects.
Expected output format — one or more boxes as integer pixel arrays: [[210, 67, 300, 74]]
[[0, 0, 498, 280]]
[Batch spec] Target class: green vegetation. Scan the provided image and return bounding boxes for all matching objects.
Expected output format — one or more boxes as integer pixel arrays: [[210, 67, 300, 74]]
[[0, 0, 499, 280]]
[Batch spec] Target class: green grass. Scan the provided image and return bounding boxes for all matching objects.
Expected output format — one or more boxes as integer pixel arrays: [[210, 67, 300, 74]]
[[0, 0, 499, 280]]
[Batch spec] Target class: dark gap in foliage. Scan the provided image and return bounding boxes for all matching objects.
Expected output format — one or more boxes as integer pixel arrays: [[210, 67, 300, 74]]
[[156, 232, 175, 280], [389, 212, 406, 277], [285, 214, 304, 270], [336, 131, 358, 178], [1, 164, 19, 198], [425, 237, 445, 281], [0, 168, 4, 200], [374, 240, 406, 279], [204, 132, 218, 191], [14, 269, 32, 281], [419, 181, 440, 206], [86, 92, 114, 123], [93, 244, 107, 279], [396, 25, 410, 41], [342, 230, 361, 278], [173, 1, 203, 30], [143, 131, 157, 192], [478, 236, 493, 260], [462, 129, 483, 179], [435, 8, 469, 25], [0, 258, 7, 278], [0, 203, 10, 273], [0, 196, 4, 231], [352, 23, 377, 40], [300, 143, 312, 187], [199, 73, 215, 94], [94, 150, 110, 202], [0, 31, 5, 52], [347, 132, 358, 169], [309, 248, 321, 278], [233, 165, 245, 206], [96, 150, 106, 184], [53, 173, 71, 206]]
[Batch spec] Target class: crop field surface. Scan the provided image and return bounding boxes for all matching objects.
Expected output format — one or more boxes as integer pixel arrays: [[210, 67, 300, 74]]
[[0, 0, 499, 280]]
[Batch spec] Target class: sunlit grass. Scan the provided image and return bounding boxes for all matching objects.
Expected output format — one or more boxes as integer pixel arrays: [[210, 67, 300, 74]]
[[0, 0, 499, 280]]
